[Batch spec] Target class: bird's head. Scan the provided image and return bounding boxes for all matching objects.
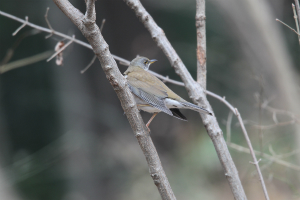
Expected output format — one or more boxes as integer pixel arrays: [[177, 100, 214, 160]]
[[130, 56, 157, 71]]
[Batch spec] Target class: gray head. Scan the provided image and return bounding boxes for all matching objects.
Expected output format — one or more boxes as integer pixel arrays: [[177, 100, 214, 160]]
[[130, 56, 157, 70]]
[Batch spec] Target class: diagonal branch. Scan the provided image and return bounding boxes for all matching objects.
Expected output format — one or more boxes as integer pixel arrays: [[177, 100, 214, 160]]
[[52, 0, 176, 199], [46, 35, 75, 62], [12, 16, 28, 36]]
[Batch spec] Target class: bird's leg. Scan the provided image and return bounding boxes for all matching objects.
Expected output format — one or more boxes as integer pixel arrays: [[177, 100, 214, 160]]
[[146, 112, 158, 131]]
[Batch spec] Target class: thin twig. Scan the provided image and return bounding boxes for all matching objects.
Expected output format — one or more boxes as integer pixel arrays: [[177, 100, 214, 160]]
[[254, 120, 297, 130], [261, 99, 299, 119], [1, 29, 40, 65], [276, 18, 300, 36], [235, 108, 270, 200], [100, 19, 106, 32], [269, 146, 300, 159], [228, 143, 300, 171], [81, 55, 96, 74], [292, 4, 300, 44], [226, 111, 233, 143], [44, 7, 54, 39], [0, 51, 53, 74], [226, 114, 300, 171], [47, 35, 75, 62], [12, 16, 28, 36], [85, 0, 96, 21], [295, 0, 300, 30], [0, 10, 132, 66], [81, 18, 106, 74]]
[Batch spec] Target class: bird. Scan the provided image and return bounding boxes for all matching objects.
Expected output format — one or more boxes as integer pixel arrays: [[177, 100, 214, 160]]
[[124, 56, 213, 129]]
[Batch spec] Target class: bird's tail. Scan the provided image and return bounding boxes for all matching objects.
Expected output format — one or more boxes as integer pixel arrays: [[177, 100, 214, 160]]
[[181, 101, 213, 116]]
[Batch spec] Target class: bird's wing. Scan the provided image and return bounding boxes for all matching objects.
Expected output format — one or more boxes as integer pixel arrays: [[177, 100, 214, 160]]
[[127, 71, 173, 116]]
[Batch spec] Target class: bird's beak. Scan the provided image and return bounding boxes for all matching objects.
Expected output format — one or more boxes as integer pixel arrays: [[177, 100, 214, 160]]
[[149, 59, 158, 64]]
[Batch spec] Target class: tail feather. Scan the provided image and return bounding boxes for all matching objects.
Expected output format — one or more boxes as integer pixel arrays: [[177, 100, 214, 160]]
[[170, 108, 187, 121], [180, 101, 213, 116]]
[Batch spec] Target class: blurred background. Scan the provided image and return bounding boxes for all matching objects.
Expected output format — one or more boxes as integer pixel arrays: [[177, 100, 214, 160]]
[[1, 0, 300, 199]]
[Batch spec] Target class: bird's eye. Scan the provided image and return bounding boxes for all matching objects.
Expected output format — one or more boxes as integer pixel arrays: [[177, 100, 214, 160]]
[[144, 60, 148, 64]]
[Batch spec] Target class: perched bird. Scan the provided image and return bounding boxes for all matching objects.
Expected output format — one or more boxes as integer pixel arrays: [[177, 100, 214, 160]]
[[124, 56, 213, 129]]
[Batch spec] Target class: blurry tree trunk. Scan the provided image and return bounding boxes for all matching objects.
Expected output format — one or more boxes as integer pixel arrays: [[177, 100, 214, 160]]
[[49, 10, 102, 200], [0, 169, 22, 200], [0, 110, 22, 200], [213, 0, 300, 173]]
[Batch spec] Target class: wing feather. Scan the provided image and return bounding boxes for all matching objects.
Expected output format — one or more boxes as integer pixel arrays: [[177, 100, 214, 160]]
[[127, 73, 173, 116]]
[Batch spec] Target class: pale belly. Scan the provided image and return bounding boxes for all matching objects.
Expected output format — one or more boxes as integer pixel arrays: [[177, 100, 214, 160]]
[[138, 106, 161, 113]]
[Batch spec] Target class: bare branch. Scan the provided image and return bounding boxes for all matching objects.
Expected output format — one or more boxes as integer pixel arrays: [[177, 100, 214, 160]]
[[0, 10, 134, 67], [81, 19, 106, 74], [123, 0, 250, 199], [195, 0, 207, 88], [235, 109, 270, 200], [12, 16, 28, 36], [254, 120, 297, 130], [228, 143, 300, 171], [226, 111, 233, 143], [1, 29, 40, 65], [269, 146, 300, 159], [52, 0, 176, 199], [47, 35, 75, 62], [81, 55, 96, 74], [295, 0, 300, 30], [85, 0, 96, 21], [276, 18, 300, 36], [44, 7, 54, 39], [0, 51, 53, 74], [292, 4, 300, 45], [100, 19, 106, 32], [226, 116, 300, 171]]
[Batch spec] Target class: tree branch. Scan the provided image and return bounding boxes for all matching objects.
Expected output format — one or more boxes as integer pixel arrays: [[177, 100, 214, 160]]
[[52, 0, 176, 199], [295, 0, 300, 29], [195, 0, 207, 89], [227, 143, 300, 171], [85, 0, 96, 21]]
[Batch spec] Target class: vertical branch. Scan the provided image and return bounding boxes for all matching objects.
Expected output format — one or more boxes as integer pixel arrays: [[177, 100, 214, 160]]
[[85, 0, 96, 21], [295, 0, 300, 28], [292, 3, 300, 44], [195, 0, 207, 89], [52, 0, 177, 199]]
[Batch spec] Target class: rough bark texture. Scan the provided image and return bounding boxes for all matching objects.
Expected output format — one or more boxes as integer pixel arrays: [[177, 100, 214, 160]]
[[196, 0, 207, 89], [123, 0, 247, 199], [52, 0, 176, 199]]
